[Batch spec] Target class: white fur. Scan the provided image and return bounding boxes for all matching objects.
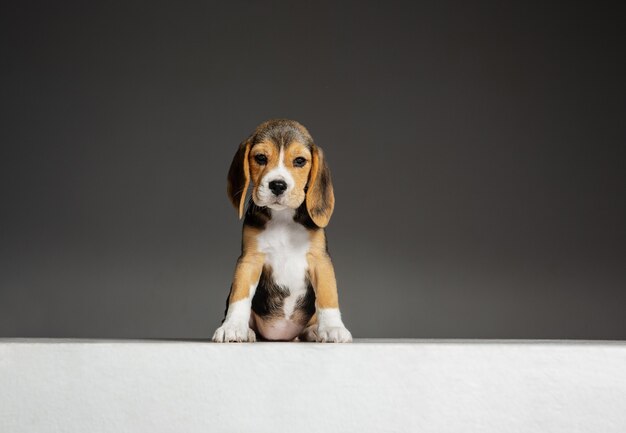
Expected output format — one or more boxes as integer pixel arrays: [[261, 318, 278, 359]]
[[257, 208, 309, 319], [315, 308, 352, 343], [212, 283, 257, 342]]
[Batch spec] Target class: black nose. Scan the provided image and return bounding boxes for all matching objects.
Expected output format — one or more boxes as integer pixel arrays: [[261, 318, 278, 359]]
[[269, 180, 288, 196]]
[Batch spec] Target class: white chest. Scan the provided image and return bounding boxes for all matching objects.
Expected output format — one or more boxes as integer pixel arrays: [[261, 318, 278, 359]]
[[256, 209, 310, 317]]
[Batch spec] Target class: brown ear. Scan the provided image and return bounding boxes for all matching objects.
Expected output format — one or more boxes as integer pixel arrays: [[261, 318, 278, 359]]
[[306, 145, 335, 228], [227, 139, 251, 219]]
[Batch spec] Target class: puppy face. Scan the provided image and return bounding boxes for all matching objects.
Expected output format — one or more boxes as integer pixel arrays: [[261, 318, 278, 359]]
[[249, 140, 312, 210], [228, 119, 335, 227]]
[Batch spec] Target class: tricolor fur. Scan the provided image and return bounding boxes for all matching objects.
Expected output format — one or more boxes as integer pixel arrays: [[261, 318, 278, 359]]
[[212, 119, 351, 343]]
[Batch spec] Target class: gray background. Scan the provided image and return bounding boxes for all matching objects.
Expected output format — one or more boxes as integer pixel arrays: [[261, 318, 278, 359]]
[[1, 1, 625, 339]]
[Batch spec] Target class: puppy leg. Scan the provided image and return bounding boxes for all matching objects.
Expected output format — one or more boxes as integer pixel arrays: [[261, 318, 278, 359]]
[[212, 253, 263, 343], [307, 254, 352, 343], [299, 313, 318, 342]]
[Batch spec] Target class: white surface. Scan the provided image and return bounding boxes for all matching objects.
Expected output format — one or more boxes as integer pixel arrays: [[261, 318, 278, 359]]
[[1, 339, 625, 433]]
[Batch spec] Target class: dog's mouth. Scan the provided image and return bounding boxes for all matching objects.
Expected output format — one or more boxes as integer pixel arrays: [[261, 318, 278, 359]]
[[266, 198, 289, 210], [252, 194, 285, 208], [270, 197, 284, 205], [253, 186, 303, 210]]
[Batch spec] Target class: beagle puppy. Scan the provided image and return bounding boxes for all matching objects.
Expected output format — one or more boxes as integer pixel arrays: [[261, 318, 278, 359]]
[[212, 119, 352, 343]]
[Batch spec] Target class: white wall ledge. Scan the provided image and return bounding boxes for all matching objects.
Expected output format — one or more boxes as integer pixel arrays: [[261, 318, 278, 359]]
[[2, 339, 625, 432]]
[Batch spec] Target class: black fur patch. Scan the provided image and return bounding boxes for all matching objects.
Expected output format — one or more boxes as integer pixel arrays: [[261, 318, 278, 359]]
[[243, 198, 271, 229], [294, 277, 316, 321], [294, 201, 318, 229], [251, 265, 289, 320], [251, 265, 316, 325]]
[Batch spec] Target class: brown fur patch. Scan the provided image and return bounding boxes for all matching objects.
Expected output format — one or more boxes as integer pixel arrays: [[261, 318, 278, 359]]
[[306, 229, 339, 308], [249, 140, 279, 189], [305, 312, 318, 327], [283, 141, 312, 207], [228, 225, 264, 303], [305, 146, 335, 228]]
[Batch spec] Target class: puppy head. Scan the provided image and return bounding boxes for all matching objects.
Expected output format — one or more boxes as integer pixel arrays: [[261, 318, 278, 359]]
[[227, 119, 335, 227]]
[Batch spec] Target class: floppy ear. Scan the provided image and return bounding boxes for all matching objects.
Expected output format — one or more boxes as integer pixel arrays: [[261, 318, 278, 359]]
[[227, 139, 251, 219], [306, 145, 335, 228]]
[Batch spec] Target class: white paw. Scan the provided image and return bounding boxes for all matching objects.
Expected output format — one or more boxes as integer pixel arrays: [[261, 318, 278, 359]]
[[316, 326, 352, 343], [212, 323, 256, 343]]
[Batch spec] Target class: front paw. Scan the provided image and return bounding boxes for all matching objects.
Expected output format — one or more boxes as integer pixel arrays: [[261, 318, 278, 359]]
[[316, 326, 352, 343], [212, 323, 256, 343]]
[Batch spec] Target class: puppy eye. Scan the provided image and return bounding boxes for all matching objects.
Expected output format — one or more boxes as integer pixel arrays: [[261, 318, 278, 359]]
[[254, 154, 268, 165], [293, 157, 306, 167]]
